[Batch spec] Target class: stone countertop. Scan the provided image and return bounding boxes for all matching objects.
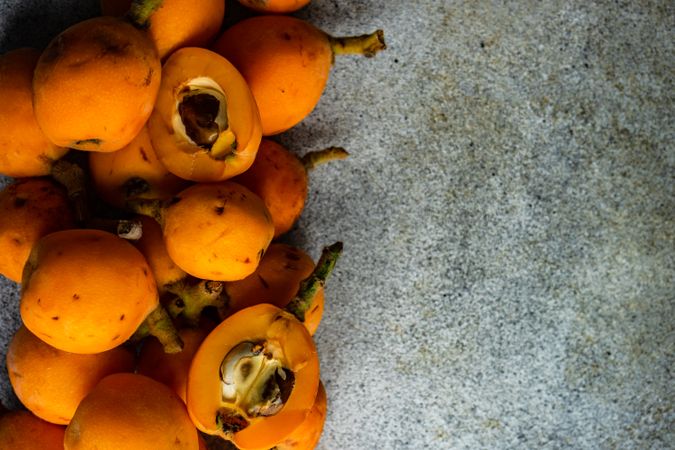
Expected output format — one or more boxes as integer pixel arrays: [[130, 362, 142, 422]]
[[1, 1, 673, 449]]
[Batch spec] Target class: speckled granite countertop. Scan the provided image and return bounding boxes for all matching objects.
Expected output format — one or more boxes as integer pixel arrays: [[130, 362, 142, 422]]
[[1, 1, 673, 449]]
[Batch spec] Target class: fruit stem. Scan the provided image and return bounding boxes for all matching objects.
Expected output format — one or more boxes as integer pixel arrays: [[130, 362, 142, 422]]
[[50, 159, 88, 224], [301, 147, 349, 171], [126, 198, 165, 226], [87, 218, 143, 241], [328, 30, 386, 58], [165, 279, 228, 326], [286, 242, 343, 322], [132, 305, 183, 353], [127, 0, 164, 28]]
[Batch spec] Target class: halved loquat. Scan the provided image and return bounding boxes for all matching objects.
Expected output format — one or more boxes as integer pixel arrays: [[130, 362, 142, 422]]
[[187, 304, 320, 450], [148, 47, 262, 182]]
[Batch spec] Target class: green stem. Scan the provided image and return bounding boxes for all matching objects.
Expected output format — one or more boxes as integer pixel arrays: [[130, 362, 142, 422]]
[[127, 0, 164, 28], [126, 198, 165, 226], [166, 279, 228, 326], [301, 147, 349, 171], [50, 159, 88, 224], [286, 242, 343, 322], [131, 305, 183, 353], [328, 30, 386, 58]]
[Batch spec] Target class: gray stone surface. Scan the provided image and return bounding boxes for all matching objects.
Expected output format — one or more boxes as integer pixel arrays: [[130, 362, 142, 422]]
[[1, 0, 674, 449]]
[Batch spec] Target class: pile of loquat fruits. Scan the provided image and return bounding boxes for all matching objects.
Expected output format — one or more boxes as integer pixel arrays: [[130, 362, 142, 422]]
[[0, 0, 385, 448]]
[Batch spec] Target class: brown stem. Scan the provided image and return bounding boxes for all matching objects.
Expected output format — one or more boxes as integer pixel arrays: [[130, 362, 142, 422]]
[[127, 0, 164, 28], [286, 242, 343, 322], [165, 279, 228, 326], [301, 147, 349, 171], [131, 305, 183, 353], [86, 218, 143, 241], [328, 30, 386, 58], [126, 198, 165, 226], [50, 159, 88, 224]]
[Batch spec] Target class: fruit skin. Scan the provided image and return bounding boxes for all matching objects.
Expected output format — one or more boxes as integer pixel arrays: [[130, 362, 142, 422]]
[[275, 381, 327, 450], [213, 16, 333, 136], [162, 182, 274, 281], [64, 373, 199, 449], [133, 215, 187, 292], [233, 139, 307, 238], [225, 243, 324, 335], [0, 48, 68, 177], [0, 178, 74, 282], [237, 0, 310, 13], [0, 410, 65, 450], [89, 126, 190, 209], [6, 325, 135, 425], [101, 0, 225, 59], [33, 16, 161, 152], [187, 304, 320, 450], [148, 47, 262, 182], [137, 327, 208, 402], [20, 229, 159, 354]]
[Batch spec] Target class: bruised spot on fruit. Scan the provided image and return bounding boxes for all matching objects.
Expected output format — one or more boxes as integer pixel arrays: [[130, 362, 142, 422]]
[[139, 147, 149, 162], [244, 257, 250, 264], [51, 316, 59, 321], [281, 32, 292, 41], [120, 314, 125, 321], [285, 251, 301, 261], [72, 294, 80, 301], [73, 138, 102, 147], [13, 197, 27, 208], [214, 206, 225, 215], [12, 238, 22, 246], [93, 30, 132, 58], [143, 268, 149, 276], [143, 68, 154, 87]]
